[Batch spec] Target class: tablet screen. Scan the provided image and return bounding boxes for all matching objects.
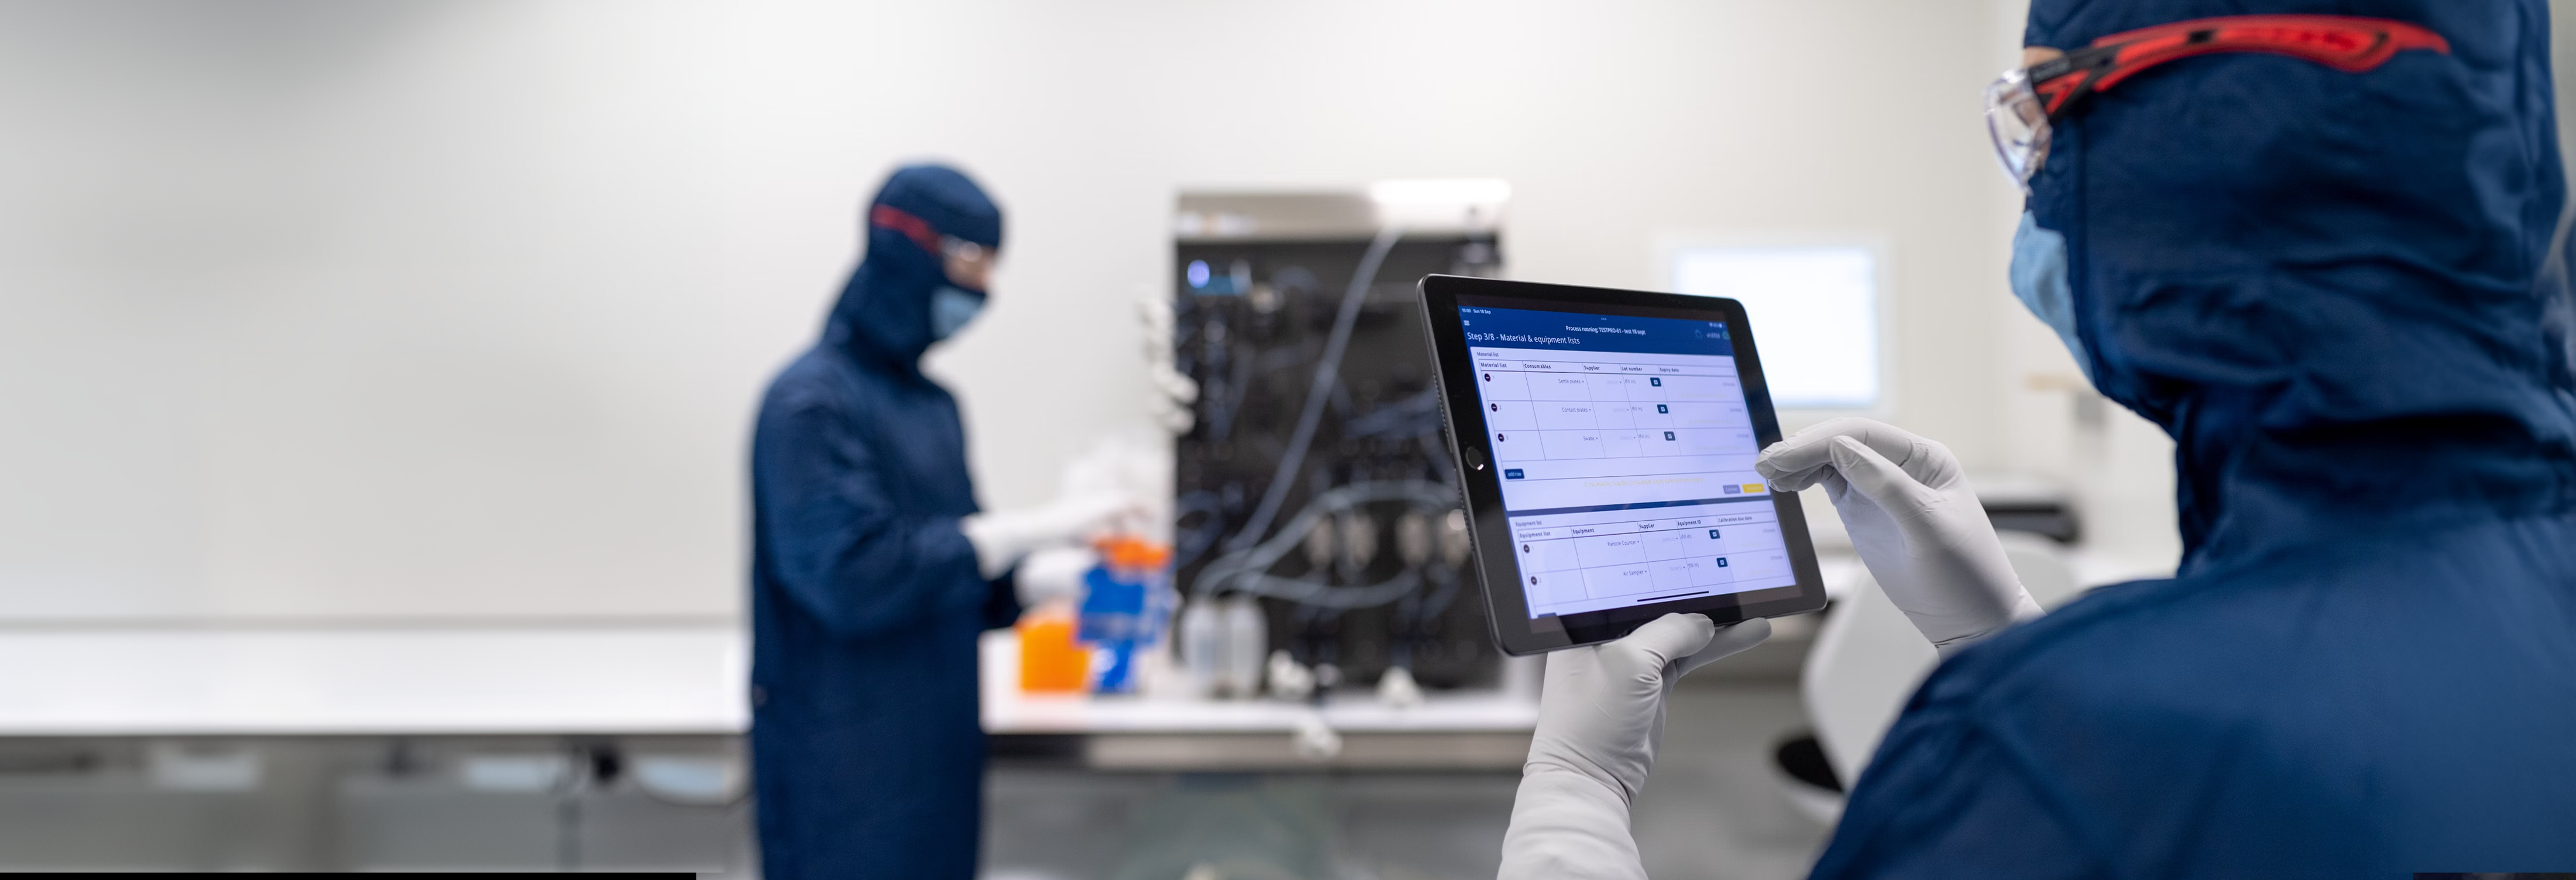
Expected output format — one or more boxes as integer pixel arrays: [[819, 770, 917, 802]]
[[1457, 301, 1799, 620]]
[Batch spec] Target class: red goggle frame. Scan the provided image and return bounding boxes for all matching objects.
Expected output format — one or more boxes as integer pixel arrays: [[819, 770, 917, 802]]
[[2029, 14, 2450, 121]]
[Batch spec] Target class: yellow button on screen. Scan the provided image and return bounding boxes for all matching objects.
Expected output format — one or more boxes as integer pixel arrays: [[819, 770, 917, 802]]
[[1742, 483, 1766, 494]]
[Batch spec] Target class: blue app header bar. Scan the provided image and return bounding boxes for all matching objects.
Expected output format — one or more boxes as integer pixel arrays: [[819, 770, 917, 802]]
[[1458, 305, 1733, 357]]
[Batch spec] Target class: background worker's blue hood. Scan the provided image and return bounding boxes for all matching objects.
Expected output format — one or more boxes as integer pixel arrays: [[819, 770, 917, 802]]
[[825, 164, 1004, 373], [2024, 0, 2576, 570]]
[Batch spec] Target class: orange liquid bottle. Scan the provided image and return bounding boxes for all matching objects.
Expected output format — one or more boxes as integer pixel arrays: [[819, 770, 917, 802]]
[[1016, 603, 1088, 693]]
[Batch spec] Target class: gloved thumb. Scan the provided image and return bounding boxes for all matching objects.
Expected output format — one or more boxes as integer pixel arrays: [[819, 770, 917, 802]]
[[1672, 617, 1771, 679], [1756, 417, 1919, 490], [1827, 435, 1928, 510], [1014, 545, 1095, 606], [1754, 436, 1836, 491], [1611, 613, 1716, 676]]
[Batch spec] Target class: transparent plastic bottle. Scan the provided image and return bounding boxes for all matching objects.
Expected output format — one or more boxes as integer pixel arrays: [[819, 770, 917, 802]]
[[1179, 597, 1225, 698], [1220, 596, 1268, 698]]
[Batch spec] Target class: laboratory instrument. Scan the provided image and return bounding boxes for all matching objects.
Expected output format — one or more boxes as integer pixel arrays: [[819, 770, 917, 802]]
[[1170, 189, 1506, 695]]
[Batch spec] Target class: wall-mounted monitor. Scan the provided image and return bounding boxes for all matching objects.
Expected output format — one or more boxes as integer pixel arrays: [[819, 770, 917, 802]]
[[1666, 244, 1881, 411]]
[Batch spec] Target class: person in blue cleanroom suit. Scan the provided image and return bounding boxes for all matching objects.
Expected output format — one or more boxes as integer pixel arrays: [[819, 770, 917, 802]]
[[1499, 2, 2576, 877], [748, 164, 1131, 880]]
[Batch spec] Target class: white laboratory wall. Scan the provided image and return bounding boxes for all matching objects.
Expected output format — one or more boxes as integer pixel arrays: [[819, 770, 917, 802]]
[[0, 0, 2052, 621], [1979, 0, 2183, 573]]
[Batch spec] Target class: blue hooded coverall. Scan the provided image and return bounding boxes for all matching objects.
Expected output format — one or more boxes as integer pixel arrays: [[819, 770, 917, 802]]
[[1813, 2, 2576, 876], [748, 166, 1016, 880]]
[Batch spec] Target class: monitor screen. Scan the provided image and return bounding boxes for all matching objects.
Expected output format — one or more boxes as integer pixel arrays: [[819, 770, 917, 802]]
[[1670, 245, 1879, 410], [1455, 302, 1801, 620]]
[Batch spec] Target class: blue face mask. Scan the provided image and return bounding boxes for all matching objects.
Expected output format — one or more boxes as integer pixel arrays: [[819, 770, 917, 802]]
[[929, 285, 986, 342], [2010, 210, 2091, 381]]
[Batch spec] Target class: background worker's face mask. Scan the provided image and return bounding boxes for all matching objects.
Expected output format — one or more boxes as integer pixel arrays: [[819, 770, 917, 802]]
[[2010, 211, 2089, 381], [929, 285, 986, 342]]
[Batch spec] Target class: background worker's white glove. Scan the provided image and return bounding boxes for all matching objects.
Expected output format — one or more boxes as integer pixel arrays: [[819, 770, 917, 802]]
[[959, 491, 1136, 581], [1499, 613, 1772, 880], [1756, 418, 2042, 657], [1012, 545, 1097, 607]]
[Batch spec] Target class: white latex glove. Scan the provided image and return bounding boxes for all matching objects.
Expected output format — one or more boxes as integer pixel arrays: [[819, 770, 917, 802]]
[[1498, 613, 1772, 880], [1013, 545, 1097, 607], [1756, 417, 2041, 657], [959, 491, 1136, 580]]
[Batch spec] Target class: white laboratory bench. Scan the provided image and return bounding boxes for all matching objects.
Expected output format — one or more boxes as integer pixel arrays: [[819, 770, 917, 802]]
[[0, 541, 2164, 745], [0, 620, 1532, 772], [0, 623, 752, 872], [0, 623, 748, 737], [978, 631, 1541, 771]]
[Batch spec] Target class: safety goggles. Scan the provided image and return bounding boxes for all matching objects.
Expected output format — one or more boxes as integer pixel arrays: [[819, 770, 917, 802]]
[[1986, 14, 2450, 190], [870, 204, 996, 264], [871, 203, 1001, 284]]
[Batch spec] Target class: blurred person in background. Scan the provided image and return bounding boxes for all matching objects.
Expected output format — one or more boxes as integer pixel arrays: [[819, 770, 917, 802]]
[[1500, 1, 2576, 876], [748, 164, 1128, 879]]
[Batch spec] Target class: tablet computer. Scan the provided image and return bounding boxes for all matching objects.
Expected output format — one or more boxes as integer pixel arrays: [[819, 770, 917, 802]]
[[1416, 274, 1828, 655]]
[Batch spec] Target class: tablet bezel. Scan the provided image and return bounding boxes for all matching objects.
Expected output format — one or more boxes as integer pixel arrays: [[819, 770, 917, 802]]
[[1416, 274, 1829, 655]]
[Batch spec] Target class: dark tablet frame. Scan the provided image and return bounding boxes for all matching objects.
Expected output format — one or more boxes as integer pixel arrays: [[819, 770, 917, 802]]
[[1416, 274, 1829, 655]]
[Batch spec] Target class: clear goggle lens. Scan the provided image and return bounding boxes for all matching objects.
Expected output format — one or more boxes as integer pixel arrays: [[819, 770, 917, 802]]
[[1984, 68, 2052, 190], [941, 236, 994, 269]]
